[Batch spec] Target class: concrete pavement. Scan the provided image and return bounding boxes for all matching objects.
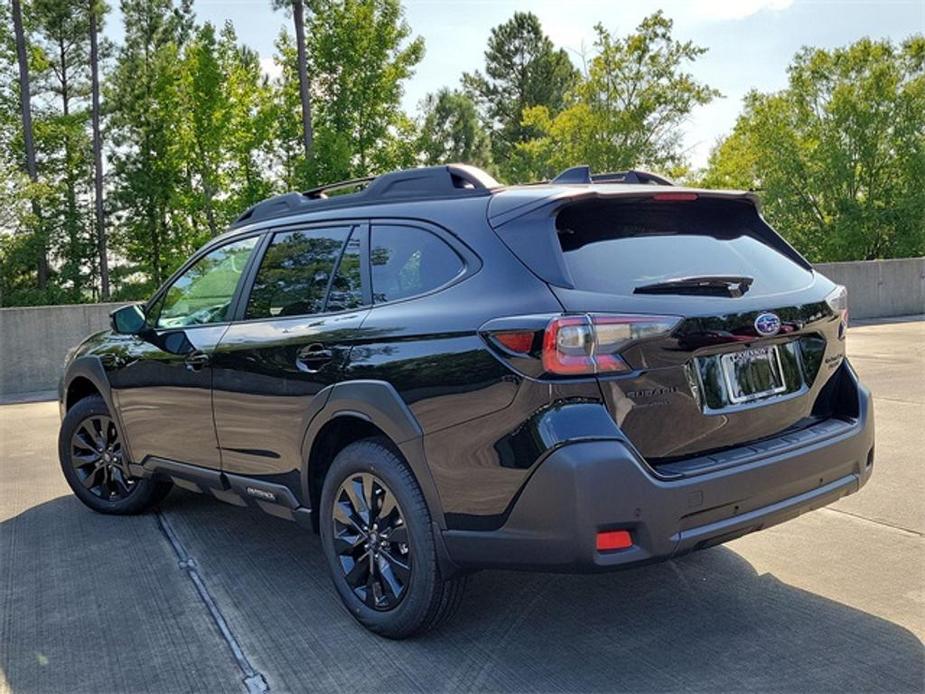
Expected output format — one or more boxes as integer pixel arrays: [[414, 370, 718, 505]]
[[1, 320, 923, 693]]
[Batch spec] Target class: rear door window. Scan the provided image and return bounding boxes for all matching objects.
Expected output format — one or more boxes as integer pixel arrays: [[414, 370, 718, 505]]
[[245, 226, 351, 319], [370, 224, 463, 303], [556, 199, 813, 296]]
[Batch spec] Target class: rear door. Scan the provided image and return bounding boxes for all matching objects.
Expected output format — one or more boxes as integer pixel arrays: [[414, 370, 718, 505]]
[[211, 223, 369, 482]]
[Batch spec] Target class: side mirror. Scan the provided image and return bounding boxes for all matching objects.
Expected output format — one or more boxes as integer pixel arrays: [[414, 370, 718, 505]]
[[110, 304, 147, 335]]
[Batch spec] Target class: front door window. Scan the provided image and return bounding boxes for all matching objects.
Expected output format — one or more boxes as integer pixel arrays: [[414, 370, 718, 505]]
[[152, 236, 258, 328]]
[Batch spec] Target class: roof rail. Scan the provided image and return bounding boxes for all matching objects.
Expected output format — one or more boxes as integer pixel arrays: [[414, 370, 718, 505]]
[[230, 164, 501, 229], [303, 176, 376, 199], [551, 165, 673, 186]]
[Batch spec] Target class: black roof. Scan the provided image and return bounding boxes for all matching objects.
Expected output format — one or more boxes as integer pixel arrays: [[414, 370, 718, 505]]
[[229, 164, 500, 229]]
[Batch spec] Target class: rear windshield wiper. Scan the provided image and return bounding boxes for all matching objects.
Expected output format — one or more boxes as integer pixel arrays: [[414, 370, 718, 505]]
[[633, 275, 754, 298]]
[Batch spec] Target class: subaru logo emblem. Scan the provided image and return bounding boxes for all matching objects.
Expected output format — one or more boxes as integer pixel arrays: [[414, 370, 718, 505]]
[[754, 312, 781, 336]]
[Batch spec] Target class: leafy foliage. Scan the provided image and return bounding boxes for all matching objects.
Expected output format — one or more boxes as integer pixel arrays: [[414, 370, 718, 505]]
[[306, 0, 424, 183], [515, 13, 719, 181], [701, 37, 925, 261], [0, 2, 920, 307], [463, 12, 577, 178], [416, 89, 492, 169], [107, 0, 192, 291]]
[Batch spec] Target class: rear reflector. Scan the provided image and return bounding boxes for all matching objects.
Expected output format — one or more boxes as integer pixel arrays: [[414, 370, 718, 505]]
[[652, 192, 698, 202], [491, 331, 535, 354], [596, 530, 632, 551]]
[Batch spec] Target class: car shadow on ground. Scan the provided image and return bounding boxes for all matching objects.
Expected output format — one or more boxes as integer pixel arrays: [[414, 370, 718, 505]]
[[3, 490, 923, 693]]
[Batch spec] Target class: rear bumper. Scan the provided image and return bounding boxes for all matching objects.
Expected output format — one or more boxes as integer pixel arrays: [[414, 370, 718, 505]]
[[442, 376, 874, 573]]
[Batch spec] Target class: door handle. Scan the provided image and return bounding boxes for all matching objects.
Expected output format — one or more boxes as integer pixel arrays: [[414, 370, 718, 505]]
[[184, 350, 211, 371], [296, 343, 333, 372]]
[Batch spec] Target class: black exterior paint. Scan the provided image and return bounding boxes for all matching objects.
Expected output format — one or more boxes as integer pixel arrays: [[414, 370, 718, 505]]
[[59, 179, 874, 573], [211, 308, 369, 481]]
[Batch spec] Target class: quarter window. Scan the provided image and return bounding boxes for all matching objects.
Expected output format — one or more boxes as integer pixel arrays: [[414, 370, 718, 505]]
[[370, 225, 463, 303], [245, 227, 351, 319], [154, 236, 258, 328]]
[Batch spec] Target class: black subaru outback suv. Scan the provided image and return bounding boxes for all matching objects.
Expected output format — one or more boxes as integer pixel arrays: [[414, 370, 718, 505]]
[[59, 164, 874, 637]]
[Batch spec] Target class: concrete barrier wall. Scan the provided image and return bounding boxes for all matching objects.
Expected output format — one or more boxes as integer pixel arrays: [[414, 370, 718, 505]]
[[0, 302, 126, 397], [815, 257, 925, 320], [0, 258, 922, 397]]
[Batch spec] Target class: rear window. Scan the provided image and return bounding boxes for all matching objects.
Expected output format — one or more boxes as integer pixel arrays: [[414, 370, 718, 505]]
[[556, 199, 812, 295]]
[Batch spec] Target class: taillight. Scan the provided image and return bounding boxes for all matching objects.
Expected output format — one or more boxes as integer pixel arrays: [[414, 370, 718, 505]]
[[825, 285, 848, 340], [542, 314, 679, 376]]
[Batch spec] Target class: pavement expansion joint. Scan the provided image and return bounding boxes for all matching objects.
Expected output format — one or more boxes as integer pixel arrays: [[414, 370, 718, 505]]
[[155, 508, 271, 693], [822, 507, 923, 537]]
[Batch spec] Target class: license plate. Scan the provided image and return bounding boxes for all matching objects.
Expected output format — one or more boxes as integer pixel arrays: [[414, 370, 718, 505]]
[[720, 345, 787, 404]]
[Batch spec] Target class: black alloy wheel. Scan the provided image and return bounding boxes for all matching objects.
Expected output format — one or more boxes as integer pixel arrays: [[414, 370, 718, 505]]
[[320, 437, 467, 638], [332, 472, 411, 611], [70, 413, 136, 500], [59, 395, 173, 515]]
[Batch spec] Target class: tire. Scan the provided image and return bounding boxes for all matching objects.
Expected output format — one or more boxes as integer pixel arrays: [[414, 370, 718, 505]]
[[59, 395, 172, 515], [319, 437, 466, 638]]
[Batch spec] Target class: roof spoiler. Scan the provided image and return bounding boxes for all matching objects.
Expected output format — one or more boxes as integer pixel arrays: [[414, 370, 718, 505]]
[[551, 165, 674, 187]]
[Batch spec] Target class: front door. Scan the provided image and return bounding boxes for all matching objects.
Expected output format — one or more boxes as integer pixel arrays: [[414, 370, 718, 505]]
[[110, 235, 260, 469], [211, 223, 369, 485]]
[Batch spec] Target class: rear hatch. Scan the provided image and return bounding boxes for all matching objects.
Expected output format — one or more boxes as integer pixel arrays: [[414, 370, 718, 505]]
[[491, 189, 849, 464]]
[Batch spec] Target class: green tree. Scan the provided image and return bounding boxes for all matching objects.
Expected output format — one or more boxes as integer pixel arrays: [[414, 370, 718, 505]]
[[218, 23, 276, 216], [107, 0, 192, 293], [702, 37, 925, 261], [179, 21, 277, 236], [463, 12, 577, 176], [516, 12, 719, 181], [10, 0, 51, 292], [31, 0, 98, 300], [270, 30, 310, 189], [305, 0, 424, 184], [416, 88, 492, 169], [180, 21, 229, 239], [89, 0, 110, 299], [0, 0, 42, 305], [272, 0, 314, 164]]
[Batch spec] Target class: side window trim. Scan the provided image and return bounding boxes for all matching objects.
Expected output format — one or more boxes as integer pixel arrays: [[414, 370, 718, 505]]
[[320, 224, 355, 314], [359, 222, 372, 307], [322, 222, 371, 313], [145, 231, 266, 329], [227, 231, 272, 322]]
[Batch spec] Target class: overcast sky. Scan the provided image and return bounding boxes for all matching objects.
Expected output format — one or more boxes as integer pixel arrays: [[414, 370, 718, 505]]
[[106, 0, 924, 170]]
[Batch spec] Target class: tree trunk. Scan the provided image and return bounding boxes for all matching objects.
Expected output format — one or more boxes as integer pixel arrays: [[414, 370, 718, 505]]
[[59, 35, 82, 298], [195, 143, 218, 236], [203, 178, 217, 236], [292, 0, 314, 162], [89, 0, 109, 299], [11, 0, 48, 289], [151, 203, 161, 286]]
